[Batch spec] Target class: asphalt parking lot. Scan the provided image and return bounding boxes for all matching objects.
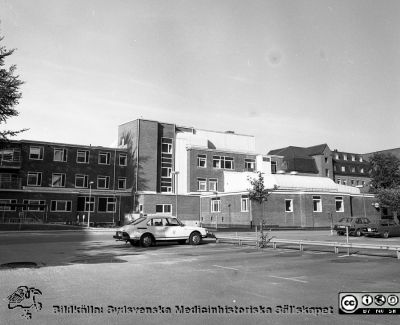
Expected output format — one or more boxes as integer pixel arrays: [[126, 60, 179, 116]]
[[1, 231, 400, 325]]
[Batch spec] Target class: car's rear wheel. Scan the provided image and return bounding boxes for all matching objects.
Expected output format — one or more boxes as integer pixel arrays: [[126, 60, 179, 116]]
[[189, 232, 202, 245], [382, 231, 390, 239], [141, 234, 154, 247]]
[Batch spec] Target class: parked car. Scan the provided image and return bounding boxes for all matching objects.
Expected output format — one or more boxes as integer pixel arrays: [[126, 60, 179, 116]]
[[333, 217, 372, 236], [113, 215, 211, 247], [363, 219, 400, 238]]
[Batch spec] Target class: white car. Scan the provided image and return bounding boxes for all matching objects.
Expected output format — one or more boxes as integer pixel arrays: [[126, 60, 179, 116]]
[[113, 215, 211, 247]]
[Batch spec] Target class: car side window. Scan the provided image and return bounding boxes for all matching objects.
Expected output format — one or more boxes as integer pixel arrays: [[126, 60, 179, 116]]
[[148, 218, 163, 226], [355, 218, 361, 224], [166, 218, 180, 226]]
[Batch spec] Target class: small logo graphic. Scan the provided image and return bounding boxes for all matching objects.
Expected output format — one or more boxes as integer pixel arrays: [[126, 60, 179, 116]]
[[387, 295, 399, 306], [374, 294, 386, 306], [340, 295, 358, 313], [7, 286, 43, 320], [361, 294, 373, 306]]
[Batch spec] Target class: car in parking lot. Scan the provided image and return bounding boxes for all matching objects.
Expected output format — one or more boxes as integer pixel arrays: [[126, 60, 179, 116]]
[[333, 217, 372, 236], [113, 215, 211, 247], [363, 219, 400, 238]]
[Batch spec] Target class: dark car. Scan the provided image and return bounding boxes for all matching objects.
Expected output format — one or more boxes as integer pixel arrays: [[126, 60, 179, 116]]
[[333, 217, 372, 236], [363, 219, 400, 238]]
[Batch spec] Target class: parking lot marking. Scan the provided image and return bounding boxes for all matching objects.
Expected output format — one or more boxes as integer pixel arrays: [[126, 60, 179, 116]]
[[269, 275, 308, 283], [213, 265, 240, 271]]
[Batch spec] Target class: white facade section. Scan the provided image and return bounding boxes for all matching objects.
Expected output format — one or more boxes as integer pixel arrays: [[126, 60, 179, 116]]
[[223, 171, 361, 194], [256, 155, 271, 174]]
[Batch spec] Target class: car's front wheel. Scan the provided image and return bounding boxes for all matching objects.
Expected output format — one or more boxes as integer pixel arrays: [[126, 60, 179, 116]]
[[355, 229, 362, 237], [382, 231, 390, 239], [189, 232, 202, 245], [140, 234, 155, 247]]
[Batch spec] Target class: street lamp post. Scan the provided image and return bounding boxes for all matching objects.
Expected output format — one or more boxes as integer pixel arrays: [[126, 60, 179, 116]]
[[87, 181, 94, 228], [172, 171, 179, 218]]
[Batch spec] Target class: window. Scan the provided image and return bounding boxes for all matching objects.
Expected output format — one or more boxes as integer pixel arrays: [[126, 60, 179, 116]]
[[197, 154, 207, 168], [361, 181, 366, 186], [27, 172, 42, 186], [209, 179, 218, 192], [359, 157, 363, 162], [343, 180, 347, 185], [0, 149, 15, 161], [98, 152, 111, 165], [155, 204, 172, 214], [23, 199, 46, 211], [29, 146, 44, 160], [360, 168, 364, 173], [51, 200, 72, 212], [52, 173, 66, 187], [343, 154, 347, 161], [285, 199, 293, 212], [351, 179, 355, 186], [54, 148, 67, 162], [97, 176, 110, 189], [312, 196, 322, 212], [335, 197, 344, 212], [324, 157, 328, 163], [76, 150, 89, 163], [98, 197, 116, 213], [118, 177, 126, 189], [161, 167, 172, 177], [211, 198, 221, 212], [0, 199, 17, 211], [341, 166, 346, 172], [197, 178, 207, 191], [334, 153, 339, 160], [75, 174, 88, 188], [241, 196, 249, 212], [119, 153, 127, 166], [337, 178, 341, 184], [271, 161, 277, 174], [351, 155, 355, 161], [77, 196, 95, 212], [351, 167, 356, 173], [212, 156, 234, 169], [245, 158, 256, 171], [139, 204, 143, 212], [325, 169, 330, 177], [161, 138, 173, 153]]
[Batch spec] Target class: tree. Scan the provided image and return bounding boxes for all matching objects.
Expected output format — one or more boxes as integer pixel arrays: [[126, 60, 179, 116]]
[[368, 152, 400, 192], [376, 187, 400, 220], [0, 36, 26, 142], [248, 172, 278, 247]]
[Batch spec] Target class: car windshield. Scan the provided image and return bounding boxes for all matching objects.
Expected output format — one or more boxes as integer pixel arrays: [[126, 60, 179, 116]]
[[128, 217, 146, 225], [338, 218, 351, 223]]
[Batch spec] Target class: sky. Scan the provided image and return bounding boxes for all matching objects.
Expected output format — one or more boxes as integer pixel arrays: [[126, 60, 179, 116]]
[[0, 0, 399, 154]]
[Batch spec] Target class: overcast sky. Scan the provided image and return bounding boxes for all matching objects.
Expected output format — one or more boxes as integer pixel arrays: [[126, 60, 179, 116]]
[[1, 0, 399, 154]]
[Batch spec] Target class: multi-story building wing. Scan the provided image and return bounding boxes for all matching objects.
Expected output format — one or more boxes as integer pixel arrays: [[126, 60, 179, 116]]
[[0, 140, 131, 225], [332, 150, 370, 187]]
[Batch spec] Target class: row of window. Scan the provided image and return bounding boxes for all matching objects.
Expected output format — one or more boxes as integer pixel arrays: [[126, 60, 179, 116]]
[[28, 146, 127, 166], [26, 172, 127, 190], [197, 178, 218, 192], [337, 178, 366, 187], [209, 196, 344, 213], [197, 154, 256, 171], [0, 197, 117, 213], [334, 153, 363, 162], [334, 165, 366, 174]]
